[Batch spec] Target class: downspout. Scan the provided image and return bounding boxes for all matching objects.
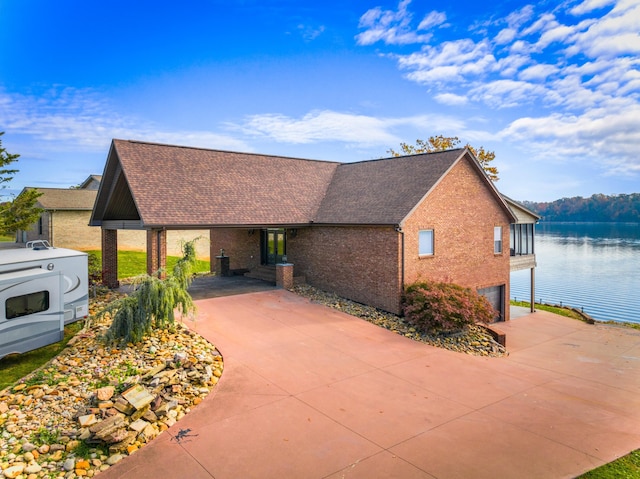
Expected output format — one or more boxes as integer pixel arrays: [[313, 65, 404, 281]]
[[396, 225, 405, 308], [49, 211, 54, 246]]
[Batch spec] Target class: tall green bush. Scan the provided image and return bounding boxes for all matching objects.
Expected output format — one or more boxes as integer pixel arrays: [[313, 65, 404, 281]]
[[100, 239, 199, 343], [403, 281, 497, 335]]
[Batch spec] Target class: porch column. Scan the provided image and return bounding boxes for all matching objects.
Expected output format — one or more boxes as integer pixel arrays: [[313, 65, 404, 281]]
[[530, 267, 536, 313], [276, 263, 294, 290], [147, 229, 167, 279], [102, 228, 119, 289]]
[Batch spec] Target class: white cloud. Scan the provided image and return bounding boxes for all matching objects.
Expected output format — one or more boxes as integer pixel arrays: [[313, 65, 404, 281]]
[[238, 110, 468, 148], [434, 93, 469, 105], [0, 87, 251, 153], [417, 11, 447, 30], [570, 0, 616, 15], [356, 0, 640, 179], [297, 24, 326, 41], [495, 28, 517, 45], [241, 110, 399, 145], [356, 0, 435, 45], [499, 101, 640, 175], [518, 64, 559, 81]]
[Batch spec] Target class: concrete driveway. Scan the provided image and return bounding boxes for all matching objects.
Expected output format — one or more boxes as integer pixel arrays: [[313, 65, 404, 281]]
[[99, 289, 640, 479]]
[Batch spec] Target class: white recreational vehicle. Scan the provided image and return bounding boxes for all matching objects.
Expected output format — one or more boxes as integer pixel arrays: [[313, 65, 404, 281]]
[[0, 241, 89, 358]]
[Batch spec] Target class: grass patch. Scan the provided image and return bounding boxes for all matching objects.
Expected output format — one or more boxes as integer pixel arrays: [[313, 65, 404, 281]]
[[576, 449, 640, 478], [84, 249, 210, 280], [511, 300, 585, 320], [0, 234, 14, 242], [0, 321, 83, 391]]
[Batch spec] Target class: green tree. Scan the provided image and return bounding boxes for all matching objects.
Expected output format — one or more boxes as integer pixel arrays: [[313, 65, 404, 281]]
[[388, 135, 499, 182], [0, 132, 43, 234], [100, 239, 200, 344]]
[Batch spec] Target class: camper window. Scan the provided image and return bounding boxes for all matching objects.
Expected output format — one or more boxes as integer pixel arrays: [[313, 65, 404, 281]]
[[6, 291, 50, 320]]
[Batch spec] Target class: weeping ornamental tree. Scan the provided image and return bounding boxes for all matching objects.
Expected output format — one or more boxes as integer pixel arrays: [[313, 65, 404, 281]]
[[100, 240, 199, 344]]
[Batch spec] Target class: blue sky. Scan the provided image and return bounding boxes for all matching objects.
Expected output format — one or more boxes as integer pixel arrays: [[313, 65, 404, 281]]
[[1, 0, 639, 202]]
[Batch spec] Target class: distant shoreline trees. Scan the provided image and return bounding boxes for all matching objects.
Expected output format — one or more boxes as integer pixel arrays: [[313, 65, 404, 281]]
[[522, 194, 640, 222]]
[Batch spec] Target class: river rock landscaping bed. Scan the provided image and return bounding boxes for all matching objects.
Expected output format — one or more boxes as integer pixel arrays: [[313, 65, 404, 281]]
[[0, 292, 221, 479], [293, 285, 508, 357]]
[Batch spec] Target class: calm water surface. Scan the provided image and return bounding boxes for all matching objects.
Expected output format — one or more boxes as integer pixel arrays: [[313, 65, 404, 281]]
[[510, 222, 640, 324]]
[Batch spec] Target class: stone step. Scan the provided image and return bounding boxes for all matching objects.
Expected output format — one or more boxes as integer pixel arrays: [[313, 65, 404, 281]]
[[244, 266, 276, 284]]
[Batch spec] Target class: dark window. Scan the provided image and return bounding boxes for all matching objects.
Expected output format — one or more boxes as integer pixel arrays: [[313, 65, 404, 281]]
[[6, 290, 50, 319], [38, 216, 43, 235], [510, 224, 535, 256]]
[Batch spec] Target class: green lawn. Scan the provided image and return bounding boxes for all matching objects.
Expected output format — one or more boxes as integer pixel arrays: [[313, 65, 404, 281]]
[[84, 249, 210, 279], [576, 450, 640, 478], [0, 321, 83, 391]]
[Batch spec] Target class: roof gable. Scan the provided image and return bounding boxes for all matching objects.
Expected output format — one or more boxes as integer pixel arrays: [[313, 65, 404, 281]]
[[314, 149, 465, 225], [91, 140, 339, 228]]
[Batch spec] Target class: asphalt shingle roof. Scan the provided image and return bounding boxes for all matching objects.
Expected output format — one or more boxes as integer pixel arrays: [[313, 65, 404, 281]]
[[314, 149, 464, 225], [92, 140, 509, 228], [30, 188, 98, 210], [107, 140, 339, 227]]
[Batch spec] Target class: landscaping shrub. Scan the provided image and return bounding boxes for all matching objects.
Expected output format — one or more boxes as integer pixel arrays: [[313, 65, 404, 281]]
[[99, 239, 199, 344], [403, 280, 497, 335]]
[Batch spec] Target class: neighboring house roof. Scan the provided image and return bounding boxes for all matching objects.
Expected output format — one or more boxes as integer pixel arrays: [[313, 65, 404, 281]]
[[91, 139, 516, 229], [79, 175, 102, 190], [26, 187, 98, 211]]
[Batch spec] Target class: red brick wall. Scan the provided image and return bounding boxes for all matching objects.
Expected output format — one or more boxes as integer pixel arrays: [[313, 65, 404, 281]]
[[290, 226, 403, 314], [402, 158, 512, 320], [101, 229, 119, 288], [209, 228, 260, 272]]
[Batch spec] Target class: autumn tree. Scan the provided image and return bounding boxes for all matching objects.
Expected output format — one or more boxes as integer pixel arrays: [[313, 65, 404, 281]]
[[0, 132, 43, 235], [388, 135, 499, 182]]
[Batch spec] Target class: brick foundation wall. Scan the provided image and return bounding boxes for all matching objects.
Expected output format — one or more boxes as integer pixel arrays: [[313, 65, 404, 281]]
[[402, 159, 512, 320], [209, 228, 260, 272], [290, 226, 402, 314]]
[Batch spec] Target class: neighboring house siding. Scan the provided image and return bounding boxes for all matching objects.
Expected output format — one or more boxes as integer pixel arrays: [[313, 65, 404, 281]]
[[402, 159, 512, 319], [291, 226, 402, 314], [24, 210, 210, 258]]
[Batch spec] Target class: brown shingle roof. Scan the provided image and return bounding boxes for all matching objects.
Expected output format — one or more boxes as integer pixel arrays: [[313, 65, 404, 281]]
[[29, 187, 98, 210], [98, 140, 339, 227], [92, 140, 515, 228], [314, 149, 464, 225]]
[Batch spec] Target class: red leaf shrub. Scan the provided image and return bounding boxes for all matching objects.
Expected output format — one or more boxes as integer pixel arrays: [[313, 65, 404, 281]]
[[403, 281, 498, 335]]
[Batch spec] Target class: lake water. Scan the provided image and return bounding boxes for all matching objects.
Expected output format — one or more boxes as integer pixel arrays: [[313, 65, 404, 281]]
[[510, 222, 640, 324]]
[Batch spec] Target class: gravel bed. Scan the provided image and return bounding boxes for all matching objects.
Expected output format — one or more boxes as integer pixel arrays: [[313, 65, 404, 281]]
[[293, 285, 508, 357]]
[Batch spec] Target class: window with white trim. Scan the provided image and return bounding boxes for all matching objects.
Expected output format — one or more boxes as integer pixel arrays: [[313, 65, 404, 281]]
[[419, 229, 434, 256], [494, 226, 503, 254]]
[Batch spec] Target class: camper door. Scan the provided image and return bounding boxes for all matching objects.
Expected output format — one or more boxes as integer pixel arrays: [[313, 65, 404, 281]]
[[0, 268, 64, 358]]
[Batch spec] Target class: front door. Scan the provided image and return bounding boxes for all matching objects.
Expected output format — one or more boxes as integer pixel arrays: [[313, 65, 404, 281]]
[[262, 229, 286, 265]]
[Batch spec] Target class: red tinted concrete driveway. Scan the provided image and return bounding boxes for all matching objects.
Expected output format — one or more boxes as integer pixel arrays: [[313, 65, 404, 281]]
[[100, 290, 640, 479]]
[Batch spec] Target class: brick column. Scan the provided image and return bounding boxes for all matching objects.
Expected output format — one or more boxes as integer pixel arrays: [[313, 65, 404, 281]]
[[147, 229, 167, 279], [102, 229, 119, 289], [276, 263, 294, 290]]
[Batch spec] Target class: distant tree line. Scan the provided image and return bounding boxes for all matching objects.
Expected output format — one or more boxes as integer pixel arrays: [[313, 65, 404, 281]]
[[522, 193, 640, 222]]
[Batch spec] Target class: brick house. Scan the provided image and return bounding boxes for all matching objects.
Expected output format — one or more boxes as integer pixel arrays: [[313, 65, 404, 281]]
[[91, 139, 518, 319], [18, 177, 103, 249]]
